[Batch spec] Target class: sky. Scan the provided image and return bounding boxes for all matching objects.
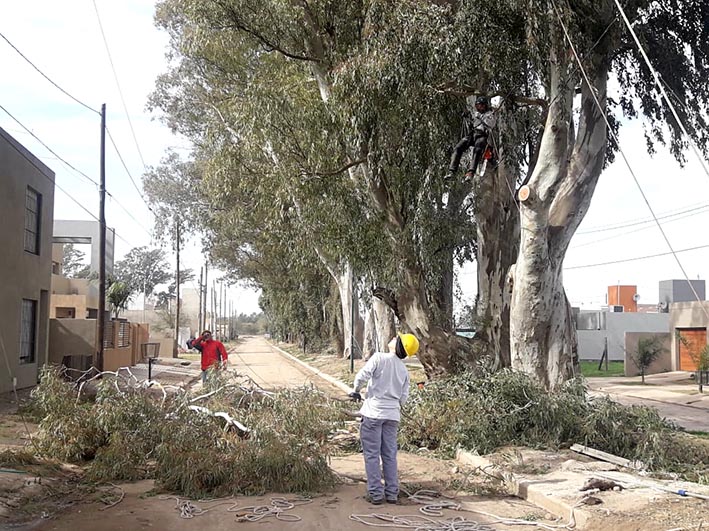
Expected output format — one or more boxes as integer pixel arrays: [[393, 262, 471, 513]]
[[0, 0, 261, 315], [2, 2, 709, 320]]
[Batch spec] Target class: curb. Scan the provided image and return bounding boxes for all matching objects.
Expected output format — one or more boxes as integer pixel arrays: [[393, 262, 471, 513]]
[[600, 389, 709, 412], [455, 449, 590, 529], [269, 343, 352, 394]]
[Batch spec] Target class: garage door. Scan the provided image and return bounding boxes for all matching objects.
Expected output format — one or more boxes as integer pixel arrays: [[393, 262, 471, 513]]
[[678, 328, 706, 371]]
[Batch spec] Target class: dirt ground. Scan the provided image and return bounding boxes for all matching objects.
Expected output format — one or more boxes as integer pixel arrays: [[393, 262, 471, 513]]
[[3, 339, 708, 530], [7, 453, 559, 531]]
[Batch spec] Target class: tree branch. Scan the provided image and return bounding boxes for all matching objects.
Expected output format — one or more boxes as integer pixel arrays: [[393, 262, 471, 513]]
[[373, 287, 401, 320], [433, 82, 548, 108], [217, 2, 319, 62]]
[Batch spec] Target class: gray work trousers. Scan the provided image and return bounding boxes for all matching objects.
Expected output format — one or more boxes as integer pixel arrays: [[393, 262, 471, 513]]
[[360, 416, 400, 501]]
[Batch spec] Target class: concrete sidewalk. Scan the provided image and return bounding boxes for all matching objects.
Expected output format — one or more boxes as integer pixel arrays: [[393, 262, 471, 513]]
[[587, 371, 709, 431]]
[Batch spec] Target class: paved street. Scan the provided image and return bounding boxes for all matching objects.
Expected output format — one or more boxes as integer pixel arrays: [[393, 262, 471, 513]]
[[588, 372, 709, 432], [227, 336, 347, 395]]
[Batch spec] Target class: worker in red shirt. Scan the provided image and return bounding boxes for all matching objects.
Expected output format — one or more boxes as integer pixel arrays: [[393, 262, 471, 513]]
[[192, 330, 228, 384]]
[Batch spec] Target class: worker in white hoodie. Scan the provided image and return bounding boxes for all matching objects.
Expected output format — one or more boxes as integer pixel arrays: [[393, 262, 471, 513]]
[[349, 333, 420, 505]]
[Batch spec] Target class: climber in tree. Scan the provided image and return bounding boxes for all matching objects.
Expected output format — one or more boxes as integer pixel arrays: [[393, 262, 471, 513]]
[[447, 96, 496, 180]]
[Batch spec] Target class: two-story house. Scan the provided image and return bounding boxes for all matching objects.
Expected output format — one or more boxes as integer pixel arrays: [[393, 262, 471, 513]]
[[0, 126, 55, 392]]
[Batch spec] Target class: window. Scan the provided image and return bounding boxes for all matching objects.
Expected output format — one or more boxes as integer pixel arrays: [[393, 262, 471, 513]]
[[20, 299, 37, 364], [24, 187, 41, 254]]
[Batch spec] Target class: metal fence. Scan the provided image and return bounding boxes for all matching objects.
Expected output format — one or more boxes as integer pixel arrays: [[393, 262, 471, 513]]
[[118, 321, 131, 348]]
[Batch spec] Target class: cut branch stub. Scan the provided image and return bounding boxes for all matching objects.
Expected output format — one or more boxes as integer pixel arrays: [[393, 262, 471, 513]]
[[518, 185, 532, 203]]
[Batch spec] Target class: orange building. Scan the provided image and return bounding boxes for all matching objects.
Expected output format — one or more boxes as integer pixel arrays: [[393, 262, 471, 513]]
[[607, 285, 638, 313]]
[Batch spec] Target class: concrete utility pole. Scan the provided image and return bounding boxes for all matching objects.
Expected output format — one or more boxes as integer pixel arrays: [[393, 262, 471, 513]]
[[174, 220, 181, 357], [96, 103, 107, 372]]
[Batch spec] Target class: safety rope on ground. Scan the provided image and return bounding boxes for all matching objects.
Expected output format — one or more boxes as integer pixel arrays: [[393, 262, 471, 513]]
[[351, 489, 577, 531], [229, 496, 313, 522], [159, 496, 238, 519], [349, 513, 494, 530]]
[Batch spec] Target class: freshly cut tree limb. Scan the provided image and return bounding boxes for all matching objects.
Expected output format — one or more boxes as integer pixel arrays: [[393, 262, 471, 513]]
[[188, 405, 250, 433]]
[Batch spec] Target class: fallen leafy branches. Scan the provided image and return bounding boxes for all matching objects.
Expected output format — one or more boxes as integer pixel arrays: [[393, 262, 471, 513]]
[[27, 367, 347, 497], [400, 370, 709, 483]]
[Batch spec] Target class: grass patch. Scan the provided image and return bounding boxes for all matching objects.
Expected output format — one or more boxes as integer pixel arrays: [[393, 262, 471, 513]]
[[580, 360, 625, 377], [400, 370, 709, 484]]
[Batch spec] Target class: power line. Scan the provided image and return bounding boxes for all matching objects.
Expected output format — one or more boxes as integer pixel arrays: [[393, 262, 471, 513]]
[[612, 0, 709, 182], [565, 243, 709, 270], [0, 27, 155, 221], [0, 102, 99, 188], [552, 0, 709, 319], [571, 205, 709, 249], [1, 102, 154, 239], [0, 30, 99, 115], [91, 0, 147, 169], [577, 202, 709, 235], [106, 127, 155, 214]]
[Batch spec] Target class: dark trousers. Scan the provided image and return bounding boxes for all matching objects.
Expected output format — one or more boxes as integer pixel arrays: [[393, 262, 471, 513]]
[[449, 132, 489, 176]]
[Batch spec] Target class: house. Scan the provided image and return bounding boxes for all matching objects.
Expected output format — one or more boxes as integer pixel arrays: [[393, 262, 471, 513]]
[[666, 278, 709, 372], [49, 241, 100, 319], [575, 283, 670, 365], [0, 126, 55, 393]]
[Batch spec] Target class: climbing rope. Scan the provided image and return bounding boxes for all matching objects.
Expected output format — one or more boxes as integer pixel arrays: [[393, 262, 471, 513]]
[[159, 496, 238, 519], [229, 496, 313, 522], [351, 490, 577, 531], [349, 513, 494, 531]]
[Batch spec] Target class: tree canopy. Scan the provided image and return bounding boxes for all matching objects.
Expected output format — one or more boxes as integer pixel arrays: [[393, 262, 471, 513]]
[[149, 0, 709, 385]]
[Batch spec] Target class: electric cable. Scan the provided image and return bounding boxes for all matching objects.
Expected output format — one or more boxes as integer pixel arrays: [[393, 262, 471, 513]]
[[106, 127, 156, 214], [0, 102, 99, 188], [0, 27, 157, 219], [0, 30, 99, 115], [91, 0, 147, 169], [0, 102, 154, 242], [565, 242, 709, 270], [551, 0, 709, 320], [612, 0, 709, 181]]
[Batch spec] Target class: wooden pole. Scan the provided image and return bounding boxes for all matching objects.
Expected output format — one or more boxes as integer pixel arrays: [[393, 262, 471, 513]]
[[96, 103, 106, 371], [174, 220, 181, 358]]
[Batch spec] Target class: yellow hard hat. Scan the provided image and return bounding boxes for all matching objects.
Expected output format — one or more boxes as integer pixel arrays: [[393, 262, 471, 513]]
[[398, 333, 419, 357]]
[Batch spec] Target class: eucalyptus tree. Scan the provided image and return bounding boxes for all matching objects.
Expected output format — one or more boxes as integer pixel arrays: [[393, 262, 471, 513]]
[[114, 247, 172, 299], [152, 0, 709, 387]]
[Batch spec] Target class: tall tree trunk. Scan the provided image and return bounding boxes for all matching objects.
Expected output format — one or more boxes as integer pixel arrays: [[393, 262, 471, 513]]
[[510, 42, 609, 389], [373, 296, 395, 354], [474, 161, 519, 369]]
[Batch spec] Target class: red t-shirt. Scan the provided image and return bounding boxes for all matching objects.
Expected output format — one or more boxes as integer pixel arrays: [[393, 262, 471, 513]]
[[193, 337, 228, 371]]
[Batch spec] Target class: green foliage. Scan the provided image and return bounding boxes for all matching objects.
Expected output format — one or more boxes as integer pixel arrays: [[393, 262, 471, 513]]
[[400, 370, 709, 481], [61, 244, 91, 279], [148, 0, 709, 375], [233, 312, 268, 335], [28, 367, 343, 497], [630, 336, 667, 383], [114, 247, 172, 298], [106, 281, 133, 319]]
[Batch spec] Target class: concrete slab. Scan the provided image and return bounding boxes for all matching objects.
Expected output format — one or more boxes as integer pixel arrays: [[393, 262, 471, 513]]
[[456, 449, 709, 530]]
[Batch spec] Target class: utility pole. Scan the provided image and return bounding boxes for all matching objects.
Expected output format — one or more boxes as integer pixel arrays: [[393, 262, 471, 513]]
[[96, 103, 107, 372], [221, 282, 226, 341], [174, 220, 181, 358], [350, 271, 356, 374], [212, 280, 217, 332], [197, 266, 203, 337], [202, 261, 208, 332]]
